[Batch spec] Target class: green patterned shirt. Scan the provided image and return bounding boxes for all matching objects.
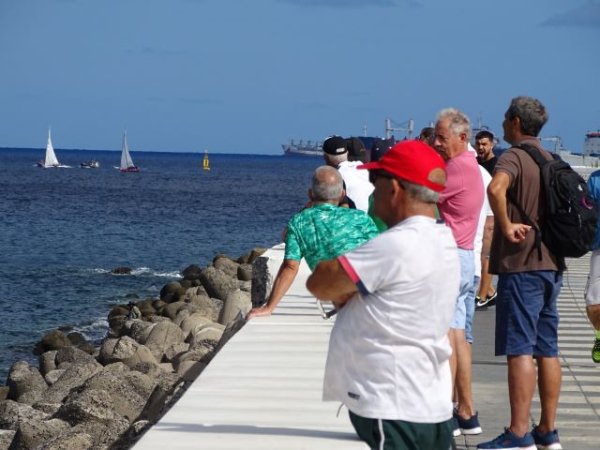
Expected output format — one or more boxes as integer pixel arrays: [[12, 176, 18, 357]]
[[285, 203, 379, 271]]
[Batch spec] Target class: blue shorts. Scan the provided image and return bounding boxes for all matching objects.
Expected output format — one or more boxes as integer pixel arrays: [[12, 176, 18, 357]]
[[465, 275, 479, 344], [495, 271, 562, 357], [451, 249, 475, 330]]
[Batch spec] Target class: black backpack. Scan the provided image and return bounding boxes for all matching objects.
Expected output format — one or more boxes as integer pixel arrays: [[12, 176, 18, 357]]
[[508, 143, 597, 259]]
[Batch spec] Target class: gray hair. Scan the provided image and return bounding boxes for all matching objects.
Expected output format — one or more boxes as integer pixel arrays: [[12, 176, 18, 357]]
[[506, 96, 548, 137], [311, 166, 343, 201], [437, 108, 471, 140], [398, 179, 439, 204]]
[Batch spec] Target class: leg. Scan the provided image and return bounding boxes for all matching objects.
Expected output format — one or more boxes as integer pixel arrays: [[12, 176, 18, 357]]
[[456, 332, 475, 418], [532, 271, 562, 433], [585, 249, 600, 361], [584, 249, 600, 337], [587, 304, 600, 330], [449, 249, 470, 390], [507, 355, 536, 437], [477, 216, 495, 306], [495, 272, 549, 437], [448, 328, 459, 387], [458, 275, 476, 418], [477, 257, 494, 299], [453, 251, 480, 433], [535, 356, 562, 434]]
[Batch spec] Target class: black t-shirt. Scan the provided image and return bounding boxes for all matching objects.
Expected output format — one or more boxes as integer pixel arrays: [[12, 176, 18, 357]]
[[479, 156, 497, 175]]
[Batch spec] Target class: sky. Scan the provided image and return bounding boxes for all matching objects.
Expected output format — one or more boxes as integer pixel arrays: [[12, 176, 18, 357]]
[[0, 0, 599, 155]]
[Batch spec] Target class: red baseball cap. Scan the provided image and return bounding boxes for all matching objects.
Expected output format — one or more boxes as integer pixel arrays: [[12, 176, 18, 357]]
[[358, 140, 447, 192]]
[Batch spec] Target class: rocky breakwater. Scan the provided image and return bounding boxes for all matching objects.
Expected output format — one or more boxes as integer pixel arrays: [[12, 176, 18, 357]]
[[0, 248, 270, 450]]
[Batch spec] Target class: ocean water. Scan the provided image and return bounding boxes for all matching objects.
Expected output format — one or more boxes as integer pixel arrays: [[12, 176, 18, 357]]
[[0, 147, 317, 382]]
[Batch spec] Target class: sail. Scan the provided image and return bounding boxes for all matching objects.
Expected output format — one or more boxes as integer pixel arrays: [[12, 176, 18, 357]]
[[120, 133, 135, 169], [44, 128, 59, 168]]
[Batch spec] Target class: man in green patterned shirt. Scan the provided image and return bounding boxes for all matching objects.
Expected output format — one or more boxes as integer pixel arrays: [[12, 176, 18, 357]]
[[247, 165, 379, 319]]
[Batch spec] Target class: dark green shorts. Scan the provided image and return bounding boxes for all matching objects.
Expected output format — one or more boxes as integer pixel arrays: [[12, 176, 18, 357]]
[[349, 410, 454, 450]]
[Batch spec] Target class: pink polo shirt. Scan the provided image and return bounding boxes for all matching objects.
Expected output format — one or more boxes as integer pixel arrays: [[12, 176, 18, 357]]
[[437, 150, 483, 250]]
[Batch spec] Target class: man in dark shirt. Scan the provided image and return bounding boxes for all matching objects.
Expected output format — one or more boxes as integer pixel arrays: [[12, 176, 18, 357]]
[[474, 130, 497, 174], [478, 96, 563, 450]]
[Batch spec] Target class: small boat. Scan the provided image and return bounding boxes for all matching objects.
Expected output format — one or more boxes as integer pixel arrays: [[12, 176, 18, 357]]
[[37, 128, 69, 168], [118, 132, 140, 173], [80, 160, 100, 169], [202, 150, 210, 171]]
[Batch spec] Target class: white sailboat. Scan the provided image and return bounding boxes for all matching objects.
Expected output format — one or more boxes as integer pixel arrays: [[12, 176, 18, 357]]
[[37, 128, 66, 168], [118, 132, 140, 173]]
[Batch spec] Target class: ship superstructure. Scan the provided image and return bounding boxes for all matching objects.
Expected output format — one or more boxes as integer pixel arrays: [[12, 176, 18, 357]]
[[584, 131, 600, 157]]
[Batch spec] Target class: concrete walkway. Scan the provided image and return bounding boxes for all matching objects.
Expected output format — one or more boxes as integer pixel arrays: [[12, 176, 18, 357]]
[[135, 244, 600, 449], [456, 254, 600, 450], [134, 243, 367, 449]]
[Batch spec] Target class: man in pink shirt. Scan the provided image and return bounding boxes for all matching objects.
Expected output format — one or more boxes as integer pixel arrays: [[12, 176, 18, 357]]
[[435, 108, 484, 437]]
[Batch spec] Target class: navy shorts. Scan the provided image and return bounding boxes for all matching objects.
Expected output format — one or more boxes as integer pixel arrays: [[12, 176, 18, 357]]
[[495, 271, 562, 357]]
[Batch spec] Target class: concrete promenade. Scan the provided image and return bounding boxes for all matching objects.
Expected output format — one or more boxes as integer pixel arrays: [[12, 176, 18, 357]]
[[456, 253, 600, 450], [135, 244, 600, 449]]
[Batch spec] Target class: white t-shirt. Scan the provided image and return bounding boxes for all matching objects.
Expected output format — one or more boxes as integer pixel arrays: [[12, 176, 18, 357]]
[[337, 160, 373, 212], [324, 216, 459, 422], [474, 167, 493, 275]]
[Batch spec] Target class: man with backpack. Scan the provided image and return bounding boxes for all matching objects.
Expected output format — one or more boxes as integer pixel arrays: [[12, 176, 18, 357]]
[[478, 96, 563, 450]]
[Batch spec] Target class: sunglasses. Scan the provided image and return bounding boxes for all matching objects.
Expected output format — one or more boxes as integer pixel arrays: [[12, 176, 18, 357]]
[[368, 170, 396, 185]]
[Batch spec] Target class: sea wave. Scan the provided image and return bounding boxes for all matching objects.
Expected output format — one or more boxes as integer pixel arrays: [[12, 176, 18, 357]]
[[71, 318, 109, 341], [85, 267, 181, 278], [130, 267, 182, 278], [150, 270, 182, 278]]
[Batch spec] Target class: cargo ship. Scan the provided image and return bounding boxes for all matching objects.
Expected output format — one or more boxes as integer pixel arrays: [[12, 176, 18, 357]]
[[281, 139, 323, 156], [282, 118, 414, 156]]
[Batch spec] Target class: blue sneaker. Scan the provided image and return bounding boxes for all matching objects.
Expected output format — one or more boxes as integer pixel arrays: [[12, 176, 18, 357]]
[[453, 410, 482, 435], [531, 426, 562, 450], [477, 428, 536, 449]]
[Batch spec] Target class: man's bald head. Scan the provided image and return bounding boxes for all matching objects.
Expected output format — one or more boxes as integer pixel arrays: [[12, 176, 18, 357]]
[[310, 165, 344, 202]]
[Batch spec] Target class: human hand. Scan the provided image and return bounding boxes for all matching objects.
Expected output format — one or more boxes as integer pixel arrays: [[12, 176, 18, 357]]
[[246, 306, 272, 320], [503, 223, 531, 243]]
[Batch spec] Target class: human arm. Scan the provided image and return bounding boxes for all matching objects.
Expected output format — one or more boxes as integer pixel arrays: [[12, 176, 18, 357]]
[[246, 259, 300, 319], [487, 171, 531, 243], [306, 259, 358, 307]]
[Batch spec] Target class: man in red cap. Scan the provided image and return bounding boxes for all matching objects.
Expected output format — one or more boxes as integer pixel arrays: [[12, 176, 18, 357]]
[[307, 140, 460, 450]]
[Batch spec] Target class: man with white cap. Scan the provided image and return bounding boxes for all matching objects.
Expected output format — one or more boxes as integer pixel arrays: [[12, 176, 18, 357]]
[[307, 140, 459, 450], [322, 135, 373, 212]]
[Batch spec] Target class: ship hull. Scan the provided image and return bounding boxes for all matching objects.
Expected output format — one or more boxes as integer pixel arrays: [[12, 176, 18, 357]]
[[282, 145, 323, 157]]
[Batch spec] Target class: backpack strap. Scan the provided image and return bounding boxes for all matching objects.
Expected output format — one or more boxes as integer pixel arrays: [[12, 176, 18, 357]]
[[506, 143, 547, 261], [514, 142, 550, 167]]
